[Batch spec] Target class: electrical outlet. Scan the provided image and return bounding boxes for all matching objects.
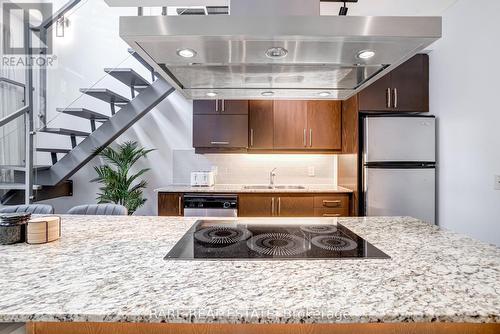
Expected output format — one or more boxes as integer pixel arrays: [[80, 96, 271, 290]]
[[495, 175, 500, 190], [308, 166, 315, 177]]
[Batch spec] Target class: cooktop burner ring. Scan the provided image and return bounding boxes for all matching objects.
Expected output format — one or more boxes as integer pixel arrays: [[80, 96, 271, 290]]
[[194, 225, 252, 245], [247, 233, 308, 256], [300, 225, 337, 234], [311, 235, 358, 252]]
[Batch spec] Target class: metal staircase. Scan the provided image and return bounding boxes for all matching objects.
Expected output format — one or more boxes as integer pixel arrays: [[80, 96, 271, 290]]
[[0, 51, 174, 205]]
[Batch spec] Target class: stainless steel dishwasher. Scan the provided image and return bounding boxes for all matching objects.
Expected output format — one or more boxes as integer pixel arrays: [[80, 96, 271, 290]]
[[183, 194, 238, 217]]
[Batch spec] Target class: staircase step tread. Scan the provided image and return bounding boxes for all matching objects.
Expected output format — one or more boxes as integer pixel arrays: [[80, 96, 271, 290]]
[[40, 127, 90, 137], [0, 183, 42, 190], [0, 165, 51, 171], [104, 68, 150, 90], [56, 108, 109, 121], [36, 148, 71, 154], [80, 88, 130, 104], [128, 49, 156, 74]]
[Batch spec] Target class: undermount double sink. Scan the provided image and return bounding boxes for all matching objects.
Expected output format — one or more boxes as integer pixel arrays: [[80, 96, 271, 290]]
[[243, 185, 306, 190]]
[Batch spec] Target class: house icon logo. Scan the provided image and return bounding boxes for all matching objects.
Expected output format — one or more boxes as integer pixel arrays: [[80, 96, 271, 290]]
[[2, 1, 53, 55]]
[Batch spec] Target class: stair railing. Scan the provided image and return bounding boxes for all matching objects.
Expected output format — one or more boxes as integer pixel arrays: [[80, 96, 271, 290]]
[[0, 0, 82, 204]]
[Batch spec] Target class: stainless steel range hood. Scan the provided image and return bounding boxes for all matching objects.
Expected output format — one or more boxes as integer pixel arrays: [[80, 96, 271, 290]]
[[119, 1, 441, 100]]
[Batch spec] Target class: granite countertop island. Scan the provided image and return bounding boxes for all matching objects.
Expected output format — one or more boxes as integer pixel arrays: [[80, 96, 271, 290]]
[[155, 184, 353, 193], [0, 215, 499, 326]]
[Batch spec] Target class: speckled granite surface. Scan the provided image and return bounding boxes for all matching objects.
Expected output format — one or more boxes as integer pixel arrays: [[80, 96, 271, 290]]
[[155, 184, 353, 193], [0, 215, 498, 324]]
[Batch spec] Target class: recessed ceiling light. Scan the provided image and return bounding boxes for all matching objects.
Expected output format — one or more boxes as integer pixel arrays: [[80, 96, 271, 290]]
[[261, 91, 275, 97], [318, 91, 331, 97], [265, 47, 288, 59], [177, 48, 197, 58], [357, 50, 375, 60], [206, 92, 217, 97]]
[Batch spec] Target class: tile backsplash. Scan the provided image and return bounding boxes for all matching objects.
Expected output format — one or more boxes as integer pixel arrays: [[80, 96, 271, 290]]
[[172, 150, 337, 185]]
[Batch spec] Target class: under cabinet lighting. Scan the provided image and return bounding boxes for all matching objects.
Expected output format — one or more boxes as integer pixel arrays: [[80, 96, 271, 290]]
[[261, 91, 275, 97], [357, 50, 375, 59], [318, 92, 331, 97], [206, 92, 217, 97], [177, 48, 197, 58]]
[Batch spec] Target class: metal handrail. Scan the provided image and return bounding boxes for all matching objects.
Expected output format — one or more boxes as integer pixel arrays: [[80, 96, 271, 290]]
[[0, 106, 29, 128], [0, 77, 25, 89]]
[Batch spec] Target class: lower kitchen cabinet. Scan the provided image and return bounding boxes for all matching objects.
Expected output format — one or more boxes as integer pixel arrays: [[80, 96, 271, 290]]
[[158, 193, 183, 216], [313, 194, 350, 217], [238, 193, 350, 217], [277, 195, 314, 217], [238, 194, 276, 217]]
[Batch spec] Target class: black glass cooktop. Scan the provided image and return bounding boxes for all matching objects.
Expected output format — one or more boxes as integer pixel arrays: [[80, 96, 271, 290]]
[[165, 219, 390, 260]]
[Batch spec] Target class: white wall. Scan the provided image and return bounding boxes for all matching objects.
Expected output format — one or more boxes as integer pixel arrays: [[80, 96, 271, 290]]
[[37, 1, 336, 215], [430, 0, 500, 246]]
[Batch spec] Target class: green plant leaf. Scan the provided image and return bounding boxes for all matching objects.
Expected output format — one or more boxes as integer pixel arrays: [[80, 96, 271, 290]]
[[92, 141, 154, 215]]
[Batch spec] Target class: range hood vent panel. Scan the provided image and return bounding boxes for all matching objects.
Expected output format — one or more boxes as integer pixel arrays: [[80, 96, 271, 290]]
[[160, 64, 385, 90], [121, 15, 441, 100]]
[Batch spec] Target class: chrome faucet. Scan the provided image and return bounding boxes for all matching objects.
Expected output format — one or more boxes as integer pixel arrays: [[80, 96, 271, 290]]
[[269, 168, 277, 187]]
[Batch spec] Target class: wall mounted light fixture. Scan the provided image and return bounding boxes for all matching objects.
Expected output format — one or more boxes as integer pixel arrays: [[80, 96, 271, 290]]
[[56, 17, 69, 37]]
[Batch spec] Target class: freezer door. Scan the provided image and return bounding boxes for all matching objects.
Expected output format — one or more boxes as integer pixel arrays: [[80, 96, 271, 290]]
[[365, 167, 435, 224], [364, 117, 435, 162]]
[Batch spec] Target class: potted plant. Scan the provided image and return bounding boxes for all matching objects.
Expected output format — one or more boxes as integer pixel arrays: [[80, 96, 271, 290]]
[[92, 141, 154, 215]]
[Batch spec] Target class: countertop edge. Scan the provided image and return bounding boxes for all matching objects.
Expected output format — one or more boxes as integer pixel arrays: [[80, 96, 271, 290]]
[[154, 185, 354, 194]]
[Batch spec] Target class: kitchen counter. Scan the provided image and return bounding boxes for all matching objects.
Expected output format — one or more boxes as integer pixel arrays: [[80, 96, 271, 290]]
[[155, 184, 353, 193], [0, 215, 499, 325]]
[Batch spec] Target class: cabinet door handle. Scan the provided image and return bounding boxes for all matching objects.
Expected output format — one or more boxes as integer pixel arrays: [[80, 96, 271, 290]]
[[386, 88, 391, 108], [215, 99, 219, 112], [178, 195, 182, 216], [221, 99, 225, 112], [210, 141, 229, 145], [393, 88, 398, 108], [309, 128, 313, 147], [250, 129, 254, 147], [271, 197, 275, 216], [278, 197, 281, 216], [323, 213, 341, 217], [303, 129, 307, 147], [323, 200, 342, 207]]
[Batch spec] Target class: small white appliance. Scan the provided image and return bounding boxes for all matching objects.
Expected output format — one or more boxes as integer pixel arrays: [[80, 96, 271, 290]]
[[190, 171, 215, 187]]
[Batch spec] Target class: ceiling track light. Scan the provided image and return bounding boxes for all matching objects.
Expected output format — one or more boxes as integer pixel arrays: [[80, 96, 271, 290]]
[[339, 2, 348, 16]]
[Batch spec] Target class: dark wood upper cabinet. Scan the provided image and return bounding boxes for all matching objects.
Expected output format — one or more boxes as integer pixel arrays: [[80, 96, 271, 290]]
[[193, 114, 248, 149], [249, 100, 274, 149], [390, 54, 429, 112], [193, 100, 249, 115], [358, 54, 429, 112], [273, 100, 308, 149], [193, 100, 219, 115], [307, 101, 342, 150], [222, 100, 249, 114], [358, 73, 392, 111]]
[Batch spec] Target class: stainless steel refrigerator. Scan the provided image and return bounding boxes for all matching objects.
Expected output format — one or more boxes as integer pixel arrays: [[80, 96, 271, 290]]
[[362, 115, 436, 224]]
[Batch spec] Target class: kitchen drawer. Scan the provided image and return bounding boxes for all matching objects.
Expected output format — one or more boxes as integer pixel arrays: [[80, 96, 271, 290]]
[[314, 195, 349, 209], [314, 207, 349, 217]]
